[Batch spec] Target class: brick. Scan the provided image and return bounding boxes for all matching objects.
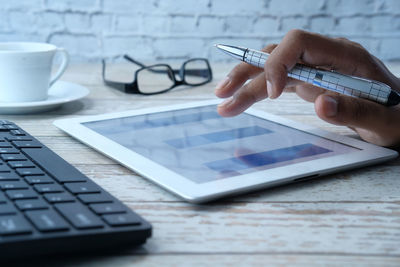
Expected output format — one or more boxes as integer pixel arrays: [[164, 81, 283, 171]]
[[310, 16, 335, 34], [49, 33, 99, 58], [211, 0, 267, 15], [197, 16, 225, 35], [280, 17, 308, 32], [379, 38, 400, 60], [65, 13, 91, 33], [370, 15, 398, 32], [45, 0, 99, 12], [9, 11, 37, 33], [225, 16, 253, 34], [36, 12, 64, 31], [103, 0, 155, 14], [375, 0, 400, 13], [115, 15, 141, 33], [0, 32, 47, 42], [325, 0, 375, 15], [252, 17, 279, 34], [269, 0, 325, 16], [142, 15, 170, 34], [170, 16, 197, 33], [157, 0, 210, 14], [0, 0, 43, 11], [91, 14, 113, 33], [335, 17, 371, 35], [103, 36, 153, 59], [153, 38, 205, 59]]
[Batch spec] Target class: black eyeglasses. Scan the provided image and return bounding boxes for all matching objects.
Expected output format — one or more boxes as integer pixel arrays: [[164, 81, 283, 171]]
[[102, 55, 213, 95]]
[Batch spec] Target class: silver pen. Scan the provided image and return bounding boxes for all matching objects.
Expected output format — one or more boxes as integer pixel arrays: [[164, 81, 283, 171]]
[[215, 44, 400, 106]]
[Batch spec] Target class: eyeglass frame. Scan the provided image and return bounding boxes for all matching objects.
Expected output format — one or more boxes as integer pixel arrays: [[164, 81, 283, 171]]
[[101, 55, 213, 95]]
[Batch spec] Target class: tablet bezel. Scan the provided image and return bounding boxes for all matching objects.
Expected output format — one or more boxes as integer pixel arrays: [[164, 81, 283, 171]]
[[54, 99, 398, 203]]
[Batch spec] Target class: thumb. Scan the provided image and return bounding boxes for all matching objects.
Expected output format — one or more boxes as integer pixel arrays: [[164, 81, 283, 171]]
[[314, 93, 390, 132]]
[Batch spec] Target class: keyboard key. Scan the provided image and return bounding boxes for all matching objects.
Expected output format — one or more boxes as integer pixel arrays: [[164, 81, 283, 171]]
[[6, 189, 38, 200], [0, 181, 29, 190], [24, 175, 54, 184], [0, 215, 32, 236], [0, 203, 17, 215], [10, 130, 25, 136], [0, 143, 12, 148], [44, 192, 75, 203], [0, 191, 6, 203], [65, 182, 101, 194], [25, 209, 70, 232], [34, 184, 64, 194], [78, 193, 113, 204], [16, 167, 45, 176], [22, 147, 88, 183], [12, 141, 42, 149], [15, 199, 49, 211], [103, 213, 142, 227], [90, 203, 127, 215], [8, 160, 36, 169], [0, 172, 20, 181], [0, 148, 19, 154], [0, 125, 8, 131], [6, 136, 33, 142], [5, 124, 18, 130], [55, 203, 104, 229], [0, 165, 12, 172], [1, 153, 28, 161]]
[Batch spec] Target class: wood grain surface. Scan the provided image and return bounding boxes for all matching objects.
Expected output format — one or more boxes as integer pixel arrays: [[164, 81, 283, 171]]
[[6, 63, 400, 267]]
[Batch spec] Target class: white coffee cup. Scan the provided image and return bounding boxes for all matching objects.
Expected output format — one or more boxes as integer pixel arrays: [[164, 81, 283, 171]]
[[0, 42, 69, 102]]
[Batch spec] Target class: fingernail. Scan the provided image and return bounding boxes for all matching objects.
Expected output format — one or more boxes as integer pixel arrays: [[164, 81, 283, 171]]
[[215, 76, 230, 91], [324, 95, 338, 117], [267, 80, 273, 98]]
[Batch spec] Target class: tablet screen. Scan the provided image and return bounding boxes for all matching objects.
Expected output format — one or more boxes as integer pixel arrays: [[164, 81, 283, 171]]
[[83, 105, 359, 183]]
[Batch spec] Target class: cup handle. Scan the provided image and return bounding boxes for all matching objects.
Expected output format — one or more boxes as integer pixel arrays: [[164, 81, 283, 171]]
[[49, 48, 69, 87]]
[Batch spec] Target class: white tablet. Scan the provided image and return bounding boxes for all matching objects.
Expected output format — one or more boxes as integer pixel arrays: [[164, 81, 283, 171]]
[[54, 100, 398, 203]]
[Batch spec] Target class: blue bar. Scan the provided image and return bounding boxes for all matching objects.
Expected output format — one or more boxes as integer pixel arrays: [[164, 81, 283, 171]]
[[130, 111, 221, 130], [205, 143, 331, 172], [313, 80, 321, 86], [165, 126, 272, 149]]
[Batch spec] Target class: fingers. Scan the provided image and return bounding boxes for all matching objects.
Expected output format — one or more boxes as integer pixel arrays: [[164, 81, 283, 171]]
[[315, 94, 400, 146], [217, 73, 268, 117], [215, 62, 261, 98], [264, 29, 378, 99], [215, 44, 277, 98]]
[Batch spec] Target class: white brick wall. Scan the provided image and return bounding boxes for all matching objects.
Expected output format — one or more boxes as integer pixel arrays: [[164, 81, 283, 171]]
[[0, 0, 399, 62]]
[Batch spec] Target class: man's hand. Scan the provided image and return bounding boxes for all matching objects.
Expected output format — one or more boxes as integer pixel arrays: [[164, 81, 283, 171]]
[[215, 30, 400, 147]]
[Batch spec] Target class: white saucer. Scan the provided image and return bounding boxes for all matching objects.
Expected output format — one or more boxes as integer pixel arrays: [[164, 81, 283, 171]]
[[0, 81, 89, 114]]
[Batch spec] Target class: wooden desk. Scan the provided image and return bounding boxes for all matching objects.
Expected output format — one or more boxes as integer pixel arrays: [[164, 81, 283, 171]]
[[8, 63, 400, 266]]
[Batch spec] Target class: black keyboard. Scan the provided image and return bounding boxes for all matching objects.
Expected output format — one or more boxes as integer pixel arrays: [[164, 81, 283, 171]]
[[0, 120, 151, 260]]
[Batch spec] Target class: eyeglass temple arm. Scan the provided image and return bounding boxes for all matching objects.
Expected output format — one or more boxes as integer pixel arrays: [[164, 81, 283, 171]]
[[102, 60, 133, 93], [123, 55, 147, 68]]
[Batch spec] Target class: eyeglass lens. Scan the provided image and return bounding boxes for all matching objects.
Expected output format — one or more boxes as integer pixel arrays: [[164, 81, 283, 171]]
[[137, 65, 175, 94], [184, 59, 211, 85]]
